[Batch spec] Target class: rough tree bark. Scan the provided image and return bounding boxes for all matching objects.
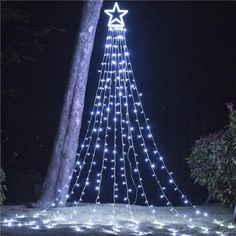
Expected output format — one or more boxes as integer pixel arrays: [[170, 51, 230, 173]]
[[37, 0, 103, 208]]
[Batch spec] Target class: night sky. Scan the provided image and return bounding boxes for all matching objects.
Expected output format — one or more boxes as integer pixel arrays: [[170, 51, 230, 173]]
[[2, 1, 236, 204]]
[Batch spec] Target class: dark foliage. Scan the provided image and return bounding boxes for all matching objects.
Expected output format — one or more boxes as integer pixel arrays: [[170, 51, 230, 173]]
[[187, 107, 236, 206], [1, 4, 65, 72], [0, 168, 7, 205]]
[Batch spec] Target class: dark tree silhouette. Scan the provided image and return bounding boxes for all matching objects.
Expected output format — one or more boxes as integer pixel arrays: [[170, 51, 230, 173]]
[[1, 3, 65, 72], [37, 0, 103, 208]]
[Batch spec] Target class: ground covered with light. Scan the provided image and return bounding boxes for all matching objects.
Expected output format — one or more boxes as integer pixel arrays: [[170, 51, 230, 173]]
[[1, 203, 235, 235]]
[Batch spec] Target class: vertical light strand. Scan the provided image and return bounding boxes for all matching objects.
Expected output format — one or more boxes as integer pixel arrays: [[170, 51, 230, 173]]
[[122, 32, 181, 216], [89, 29, 115, 219], [111, 29, 118, 221], [116, 29, 135, 224], [121, 29, 195, 223], [126, 144, 138, 205], [120, 28, 157, 223], [117, 33, 138, 206], [46, 29, 113, 209], [55, 29, 113, 210], [74, 32, 115, 208], [64, 31, 113, 206], [123, 25, 208, 220]]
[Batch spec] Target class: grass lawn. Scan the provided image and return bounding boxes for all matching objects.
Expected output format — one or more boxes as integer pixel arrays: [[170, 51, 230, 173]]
[[1, 203, 235, 235]]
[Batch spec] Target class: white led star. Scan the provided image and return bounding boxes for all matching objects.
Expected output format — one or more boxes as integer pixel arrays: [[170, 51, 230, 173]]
[[104, 2, 128, 28]]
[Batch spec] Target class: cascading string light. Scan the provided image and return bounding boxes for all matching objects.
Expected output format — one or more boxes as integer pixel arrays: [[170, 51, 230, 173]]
[[76, 63, 111, 206], [110, 35, 153, 221], [44, 30, 113, 210], [53, 31, 113, 211], [119, 31, 164, 224], [72, 32, 115, 210], [116, 31, 135, 224], [117, 34, 139, 206], [87, 31, 124, 224], [121, 30, 191, 221], [2, 2, 216, 233], [126, 145, 139, 205], [119, 30, 187, 222], [111, 32, 118, 222], [89, 29, 116, 222], [123, 32, 209, 219], [50, 29, 114, 213], [121, 28, 208, 221]]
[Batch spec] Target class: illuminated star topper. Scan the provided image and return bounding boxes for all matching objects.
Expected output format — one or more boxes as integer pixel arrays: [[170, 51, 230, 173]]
[[104, 2, 128, 28]]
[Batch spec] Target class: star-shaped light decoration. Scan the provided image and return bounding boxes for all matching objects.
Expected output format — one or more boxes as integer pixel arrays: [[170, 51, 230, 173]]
[[104, 2, 128, 28]]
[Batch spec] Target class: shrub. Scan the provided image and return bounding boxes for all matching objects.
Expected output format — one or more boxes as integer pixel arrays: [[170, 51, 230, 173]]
[[0, 168, 7, 205], [187, 107, 236, 206]]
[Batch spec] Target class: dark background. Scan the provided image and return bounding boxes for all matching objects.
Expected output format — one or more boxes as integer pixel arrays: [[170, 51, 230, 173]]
[[2, 1, 236, 204]]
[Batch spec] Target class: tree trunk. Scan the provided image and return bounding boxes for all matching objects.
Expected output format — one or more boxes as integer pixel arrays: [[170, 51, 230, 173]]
[[37, 0, 103, 208], [234, 205, 236, 222]]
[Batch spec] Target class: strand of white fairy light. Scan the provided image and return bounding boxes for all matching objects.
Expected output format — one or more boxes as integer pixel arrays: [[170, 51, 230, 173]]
[[75, 74, 111, 206], [117, 32, 138, 206], [119, 29, 157, 223], [44, 30, 112, 209], [116, 28, 135, 223], [126, 145, 138, 205], [55, 37, 111, 210], [57, 33, 112, 207], [122, 29, 208, 218], [123, 70, 158, 222], [111, 31, 118, 221], [73, 37, 114, 208], [126, 144, 138, 205], [120, 30, 202, 224], [125, 55, 187, 220], [89, 29, 115, 220], [119, 30, 190, 222]]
